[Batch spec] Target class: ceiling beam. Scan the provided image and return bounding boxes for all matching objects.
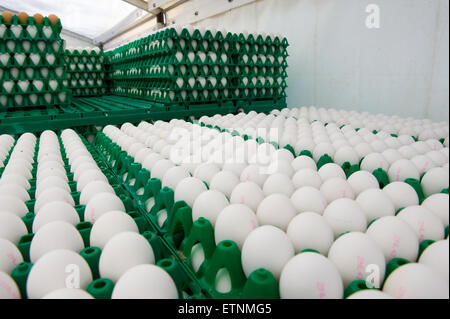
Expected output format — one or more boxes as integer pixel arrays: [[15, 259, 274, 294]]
[[122, 0, 150, 11]]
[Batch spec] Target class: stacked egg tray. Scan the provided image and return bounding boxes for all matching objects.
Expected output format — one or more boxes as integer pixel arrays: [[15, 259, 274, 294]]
[[108, 26, 288, 111], [91, 113, 449, 299], [0, 14, 71, 109], [0, 131, 206, 299], [64, 48, 108, 97]]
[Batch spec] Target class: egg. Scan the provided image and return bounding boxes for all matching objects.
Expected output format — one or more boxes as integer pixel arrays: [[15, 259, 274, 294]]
[[0, 271, 21, 299], [17, 12, 28, 24], [35, 176, 71, 198], [76, 170, 108, 192], [320, 178, 355, 203], [419, 240, 448, 281], [356, 189, 395, 222], [0, 238, 23, 274], [29, 221, 84, 263], [346, 170, 379, 196], [0, 184, 30, 202], [84, 192, 126, 224], [32, 201, 80, 232], [291, 155, 317, 171], [99, 232, 155, 282], [286, 212, 334, 255], [387, 159, 420, 182], [214, 204, 258, 249], [0, 211, 28, 245], [346, 290, 393, 299], [366, 216, 419, 262], [1, 11, 13, 23], [241, 226, 294, 280], [317, 163, 346, 181], [174, 177, 207, 207], [240, 165, 268, 187], [193, 163, 220, 185], [42, 288, 94, 299], [328, 232, 386, 288], [383, 263, 448, 299], [421, 167, 449, 198], [73, 162, 101, 181], [89, 211, 139, 250], [360, 153, 389, 173], [323, 198, 367, 237], [79, 180, 115, 206], [209, 170, 239, 198], [421, 193, 449, 226], [0, 195, 28, 218], [161, 166, 191, 190], [48, 14, 59, 26], [0, 174, 31, 190], [279, 252, 343, 299], [256, 194, 296, 231], [34, 187, 75, 213], [112, 264, 178, 299], [192, 190, 229, 227], [230, 182, 264, 211], [33, 13, 44, 24], [382, 182, 419, 211], [291, 186, 327, 214], [26, 249, 92, 299], [262, 173, 294, 197], [397, 206, 444, 242]]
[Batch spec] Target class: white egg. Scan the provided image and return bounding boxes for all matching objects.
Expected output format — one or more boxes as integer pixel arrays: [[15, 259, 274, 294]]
[[209, 171, 239, 198], [32, 201, 80, 232], [286, 212, 334, 255], [162, 166, 191, 190], [421, 167, 449, 198], [99, 232, 155, 282], [142, 153, 164, 172], [0, 271, 21, 299], [0, 174, 31, 190], [240, 165, 268, 187], [256, 194, 296, 231], [382, 182, 419, 212], [398, 145, 419, 159], [42, 288, 94, 299], [36, 166, 67, 182], [241, 225, 294, 280], [230, 182, 264, 211], [360, 153, 389, 173], [421, 193, 449, 226], [26, 249, 92, 299], [34, 187, 75, 213], [366, 216, 419, 262], [320, 178, 355, 203], [333, 146, 360, 166], [192, 190, 229, 226], [84, 192, 125, 224], [317, 163, 346, 181], [323, 198, 367, 237], [35, 176, 71, 198], [193, 163, 220, 185], [291, 186, 328, 215], [397, 206, 444, 242], [76, 169, 108, 192], [79, 180, 115, 206], [291, 155, 317, 171], [382, 149, 404, 165], [388, 159, 420, 182], [410, 155, 436, 175], [419, 240, 448, 281], [383, 263, 448, 299], [279, 252, 343, 299], [0, 211, 27, 244], [0, 238, 23, 274], [112, 264, 178, 299], [174, 177, 207, 207], [90, 211, 139, 249], [0, 195, 28, 218], [347, 170, 379, 196], [328, 232, 386, 288], [73, 162, 101, 181], [346, 290, 393, 299], [151, 159, 176, 181], [262, 173, 295, 197], [214, 204, 258, 249], [356, 189, 395, 222]]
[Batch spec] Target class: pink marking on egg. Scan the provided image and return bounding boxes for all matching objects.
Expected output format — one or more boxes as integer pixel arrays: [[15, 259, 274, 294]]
[[396, 286, 406, 299], [341, 190, 347, 198], [356, 255, 365, 280], [7, 253, 18, 267], [395, 167, 402, 181], [250, 219, 257, 230], [0, 280, 19, 299], [390, 234, 401, 259], [240, 196, 245, 204], [316, 282, 326, 299], [418, 220, 425, 242], [90, 208, 96, 223], [420, 161, 429, 176]]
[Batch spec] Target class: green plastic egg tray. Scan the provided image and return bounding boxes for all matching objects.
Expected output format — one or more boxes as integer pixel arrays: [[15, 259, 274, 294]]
[[64, 48, 108, 97], [107, 26, 289, 106], [1, 130, 207, 299], [0, 14, 71, 109]]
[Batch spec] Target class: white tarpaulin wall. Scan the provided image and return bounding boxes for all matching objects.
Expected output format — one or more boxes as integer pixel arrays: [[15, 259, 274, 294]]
[[186, 0, 449, 121]]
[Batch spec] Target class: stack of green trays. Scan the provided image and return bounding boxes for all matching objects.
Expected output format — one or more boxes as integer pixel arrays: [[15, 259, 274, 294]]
[[0, 13, 71, 109], [107, 26, 289, 107], [103, 51, 114, 95], [64, 47, 108, 97]]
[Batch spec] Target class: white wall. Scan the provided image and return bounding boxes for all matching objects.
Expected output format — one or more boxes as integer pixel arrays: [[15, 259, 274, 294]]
[[187, 0, 449, 121], [61, 32, 97, 49]]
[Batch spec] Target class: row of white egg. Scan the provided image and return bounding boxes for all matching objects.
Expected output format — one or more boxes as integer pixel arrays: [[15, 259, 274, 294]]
[[0, 134, 15, 168], [103, 120, 449, 298], [270, 107, 449, 139], [1, 130, 179, 299]]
